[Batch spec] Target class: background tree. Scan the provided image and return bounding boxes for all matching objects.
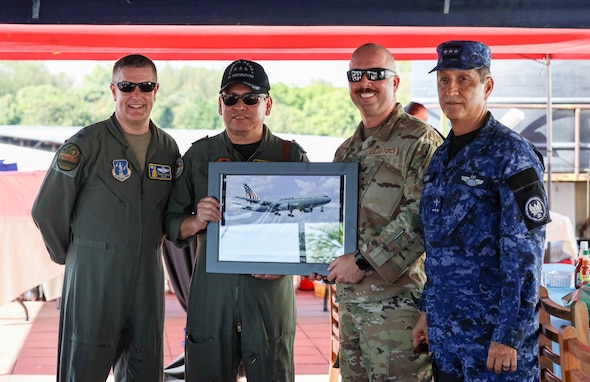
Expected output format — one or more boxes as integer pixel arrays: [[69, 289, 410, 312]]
[[0, 60, 413, 138]]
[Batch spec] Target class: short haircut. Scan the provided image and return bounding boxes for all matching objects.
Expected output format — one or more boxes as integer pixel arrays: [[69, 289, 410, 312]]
[[476, 66, 491, 83], [112, 54, 157, 82]]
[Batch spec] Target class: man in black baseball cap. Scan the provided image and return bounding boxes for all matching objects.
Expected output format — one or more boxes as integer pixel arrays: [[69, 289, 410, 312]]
[[165, 58, 308, 381], [220, 59, 270, 94]]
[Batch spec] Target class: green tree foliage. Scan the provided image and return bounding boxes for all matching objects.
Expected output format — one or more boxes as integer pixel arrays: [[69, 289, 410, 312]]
[[305, 222, 344, 264], [0, 61, 414, 138], [268, 83, 359, 137]]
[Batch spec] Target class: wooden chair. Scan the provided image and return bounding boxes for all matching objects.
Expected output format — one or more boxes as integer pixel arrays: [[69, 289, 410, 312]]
[[539, 285, 590, 381], [559, 325, 590, 382], [328, 283, 340, 382]]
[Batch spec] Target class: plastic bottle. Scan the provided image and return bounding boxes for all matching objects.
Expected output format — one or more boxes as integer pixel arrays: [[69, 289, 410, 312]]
[[581, 249, 590, 287], [575, 241, 589, 288]]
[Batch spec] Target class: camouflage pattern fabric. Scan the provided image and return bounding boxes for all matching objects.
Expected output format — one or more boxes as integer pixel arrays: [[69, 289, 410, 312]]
[[333, 103, 443, 380], [419, 113, 549, 381], [429, 40, 492, 73], [339, 294, 432, 382]]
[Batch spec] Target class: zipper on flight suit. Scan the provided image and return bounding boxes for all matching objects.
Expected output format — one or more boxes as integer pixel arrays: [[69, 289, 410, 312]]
[[235, 282, 242, 333]]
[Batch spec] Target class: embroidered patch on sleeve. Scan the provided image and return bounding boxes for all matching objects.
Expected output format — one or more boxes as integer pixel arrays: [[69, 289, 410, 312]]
[[56, 144, 81, 171], [507, 167, 549, 230], [174, 158, 184, 179]]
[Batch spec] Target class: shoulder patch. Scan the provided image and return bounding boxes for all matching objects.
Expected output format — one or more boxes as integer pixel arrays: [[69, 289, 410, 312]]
[[508, 167, 550, 230], [524, 195, 549, 226], [56, 143, 81, 171], [175, 158, 184, 178]]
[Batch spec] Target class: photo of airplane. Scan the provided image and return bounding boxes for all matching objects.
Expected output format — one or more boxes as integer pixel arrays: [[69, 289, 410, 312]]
[[233, 183, 331, 217]]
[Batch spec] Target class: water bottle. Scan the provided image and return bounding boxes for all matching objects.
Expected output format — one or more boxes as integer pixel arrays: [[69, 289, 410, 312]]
[[575, 241, 589, 288]]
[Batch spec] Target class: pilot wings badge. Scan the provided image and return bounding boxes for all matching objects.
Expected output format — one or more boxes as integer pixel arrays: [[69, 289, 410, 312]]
[[460, 174, 484, 187]]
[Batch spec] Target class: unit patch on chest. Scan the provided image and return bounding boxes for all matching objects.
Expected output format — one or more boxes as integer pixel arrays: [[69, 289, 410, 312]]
[[112, 159, 131, 182], [148, 163, 172, 180]]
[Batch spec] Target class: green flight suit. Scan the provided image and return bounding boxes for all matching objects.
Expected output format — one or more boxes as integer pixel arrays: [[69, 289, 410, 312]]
[[32, 114, 180, 382], [165, 126, 308, 382]]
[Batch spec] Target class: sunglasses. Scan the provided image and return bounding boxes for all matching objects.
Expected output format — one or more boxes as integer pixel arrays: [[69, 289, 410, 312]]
[[113, 81, 157, 93], [346, 68, 397, 82], [220, 93, 267, 106]]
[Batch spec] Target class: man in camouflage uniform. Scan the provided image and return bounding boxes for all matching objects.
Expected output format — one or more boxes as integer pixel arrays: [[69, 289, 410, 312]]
[[165, 59, 308, 381], [412, 41, 550, 381], [320, 43, 443, 381]]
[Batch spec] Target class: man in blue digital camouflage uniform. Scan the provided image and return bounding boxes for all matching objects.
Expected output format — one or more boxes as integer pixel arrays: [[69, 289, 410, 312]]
[[32, 54, 180, 381], [165, 59, 308, 381], [412, 41, 550, 382]]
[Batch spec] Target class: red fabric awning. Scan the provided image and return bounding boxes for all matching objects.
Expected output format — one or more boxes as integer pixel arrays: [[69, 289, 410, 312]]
[[2, 24, 590, 61]]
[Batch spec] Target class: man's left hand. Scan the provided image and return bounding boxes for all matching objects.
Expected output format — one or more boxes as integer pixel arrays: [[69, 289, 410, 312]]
[[486, 341, 517, 374], [325, 253, 365, 284]]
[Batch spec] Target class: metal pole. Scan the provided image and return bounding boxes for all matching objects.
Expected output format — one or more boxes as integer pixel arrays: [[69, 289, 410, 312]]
[[546, 54, 552, 209]]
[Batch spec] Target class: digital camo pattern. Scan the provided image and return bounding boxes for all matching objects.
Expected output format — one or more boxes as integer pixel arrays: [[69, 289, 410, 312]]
[[419, 113, 548, 381], [429, 40, 492, 73]]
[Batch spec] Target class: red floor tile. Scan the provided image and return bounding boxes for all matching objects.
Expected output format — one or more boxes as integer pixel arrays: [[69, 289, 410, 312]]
[[0, 288, 332, 379]]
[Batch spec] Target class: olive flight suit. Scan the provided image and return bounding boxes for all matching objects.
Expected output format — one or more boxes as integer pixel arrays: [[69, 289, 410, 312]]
[[32, 114, 180, 382], [165, 126, 308, 382]]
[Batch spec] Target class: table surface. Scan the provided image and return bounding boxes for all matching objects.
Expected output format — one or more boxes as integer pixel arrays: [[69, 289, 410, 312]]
[[0, 171, 63, 307]]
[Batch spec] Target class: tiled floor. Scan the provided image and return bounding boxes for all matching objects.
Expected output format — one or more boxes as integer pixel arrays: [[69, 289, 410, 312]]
[[0, 288, 333, 381]]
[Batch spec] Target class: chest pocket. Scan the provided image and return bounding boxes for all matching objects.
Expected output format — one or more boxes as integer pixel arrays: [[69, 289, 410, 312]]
[[422, 173, 499, 247], [360, 156, 403, 218]]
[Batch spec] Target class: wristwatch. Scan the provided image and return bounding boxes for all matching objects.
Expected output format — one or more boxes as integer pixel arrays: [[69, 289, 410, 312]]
[[354, 249, 371, 271]]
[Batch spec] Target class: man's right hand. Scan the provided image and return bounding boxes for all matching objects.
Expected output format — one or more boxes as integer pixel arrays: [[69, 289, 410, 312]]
[[412, 311, 429, 349], [179, 196, 221, 240]]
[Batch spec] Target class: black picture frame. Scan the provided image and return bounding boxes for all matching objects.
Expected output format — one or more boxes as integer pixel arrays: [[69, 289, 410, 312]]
[[206, 161, 359, 275]]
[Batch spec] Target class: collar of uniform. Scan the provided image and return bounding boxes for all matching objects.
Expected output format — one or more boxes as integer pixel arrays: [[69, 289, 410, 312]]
[[356, 103, 404, 143], [107, 113, 157, 147]]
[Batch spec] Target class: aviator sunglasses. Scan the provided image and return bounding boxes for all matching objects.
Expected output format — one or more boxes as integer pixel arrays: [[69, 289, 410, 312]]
[[347, 68, 397, 82], [113, 81, 157, 93], [220, 93, 268, 106]]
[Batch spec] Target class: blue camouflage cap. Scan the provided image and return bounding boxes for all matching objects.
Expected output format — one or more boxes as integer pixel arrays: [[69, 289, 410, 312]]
[[429, 40, 491, 73]]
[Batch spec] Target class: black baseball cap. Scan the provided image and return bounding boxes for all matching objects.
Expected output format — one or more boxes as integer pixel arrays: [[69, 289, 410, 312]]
[[219, 59, 270, 94]]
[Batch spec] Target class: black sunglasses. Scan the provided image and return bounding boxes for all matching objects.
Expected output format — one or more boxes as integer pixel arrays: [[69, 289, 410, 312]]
[[346, 68, 397, 82], [113, 81, 157, 93], [220, 93, 267, 106]]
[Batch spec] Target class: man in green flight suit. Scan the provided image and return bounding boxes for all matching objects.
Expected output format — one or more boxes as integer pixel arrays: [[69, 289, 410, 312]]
[[32, 54, 180, 382], [165, 59, 309, 381]]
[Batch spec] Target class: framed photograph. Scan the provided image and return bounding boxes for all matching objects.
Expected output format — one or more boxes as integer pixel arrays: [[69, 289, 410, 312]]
[[206, 161, 359, 275]]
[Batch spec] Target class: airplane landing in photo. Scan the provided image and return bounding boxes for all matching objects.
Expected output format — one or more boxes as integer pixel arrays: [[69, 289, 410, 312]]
[[233, 183, 331, 217]]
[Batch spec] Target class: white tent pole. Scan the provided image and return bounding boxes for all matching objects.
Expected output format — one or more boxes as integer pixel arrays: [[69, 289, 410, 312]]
[[546, 54, 553, 209]]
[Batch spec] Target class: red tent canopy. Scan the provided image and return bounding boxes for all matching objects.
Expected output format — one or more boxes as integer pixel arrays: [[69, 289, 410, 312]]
[[2, 24, 590, 61]]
